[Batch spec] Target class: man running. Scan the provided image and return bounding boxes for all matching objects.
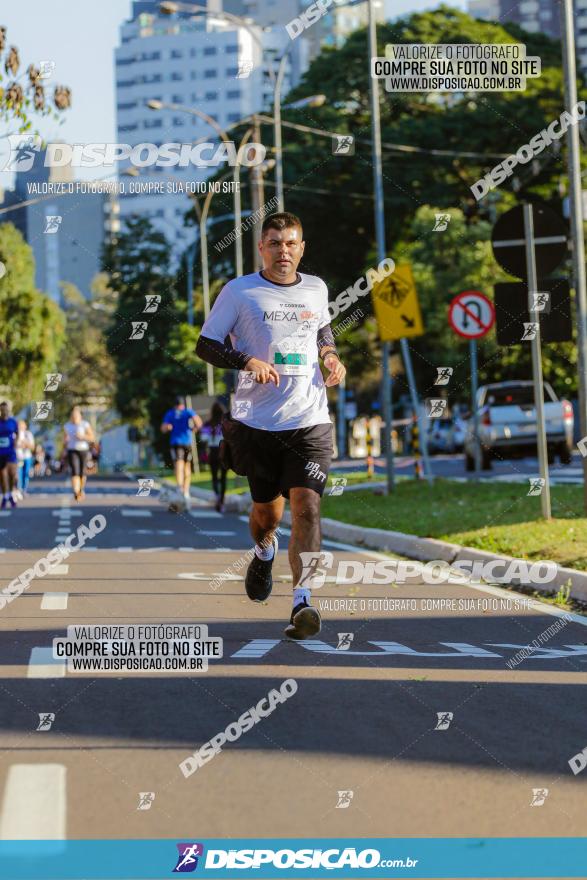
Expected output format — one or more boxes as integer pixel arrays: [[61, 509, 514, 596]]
[[196, 212, 345, 639], [161, 397, 202, 505], [0, 402, 19, 509]]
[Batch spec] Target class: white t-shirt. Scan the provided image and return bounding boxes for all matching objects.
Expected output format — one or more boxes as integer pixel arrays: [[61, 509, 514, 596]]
[[65, 421, 91, 451], [201, 271, 332, 431], [16, 429, 34, 461]]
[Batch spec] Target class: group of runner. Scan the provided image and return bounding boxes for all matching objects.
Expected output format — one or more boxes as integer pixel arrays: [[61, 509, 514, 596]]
[[0, 401, 97, 507]]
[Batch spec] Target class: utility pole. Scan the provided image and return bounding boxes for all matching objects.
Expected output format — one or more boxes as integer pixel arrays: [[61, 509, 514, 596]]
[[367, 0, 394, 493], [559, 0, 587, 512], [250, 114, 263, 269]]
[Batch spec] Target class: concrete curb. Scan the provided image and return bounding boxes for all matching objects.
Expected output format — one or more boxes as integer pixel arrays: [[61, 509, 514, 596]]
[[156, 475, 587, 604]]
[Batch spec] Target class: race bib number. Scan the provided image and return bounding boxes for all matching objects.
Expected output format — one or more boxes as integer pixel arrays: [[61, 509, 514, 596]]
[[0, 437, 9, 448], [269, 340, 310, 376]]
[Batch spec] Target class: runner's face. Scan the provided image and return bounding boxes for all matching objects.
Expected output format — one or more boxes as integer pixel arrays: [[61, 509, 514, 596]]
[[259, 226, 305, 282], [0, 405, 8, 420]]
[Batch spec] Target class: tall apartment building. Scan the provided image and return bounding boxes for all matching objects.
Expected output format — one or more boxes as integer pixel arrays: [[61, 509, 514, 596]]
[[115, 2, 308, 245], [0, 147, 117, 303]]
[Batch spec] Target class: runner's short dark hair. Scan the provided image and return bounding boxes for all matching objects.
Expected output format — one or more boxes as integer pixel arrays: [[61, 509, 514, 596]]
[[261, 212, 303, 240]]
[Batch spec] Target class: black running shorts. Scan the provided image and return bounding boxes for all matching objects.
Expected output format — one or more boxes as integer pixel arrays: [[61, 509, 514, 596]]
[[229, 421, 333, 503], [67, 449, 87, 476], [170, 444, 193, 463]]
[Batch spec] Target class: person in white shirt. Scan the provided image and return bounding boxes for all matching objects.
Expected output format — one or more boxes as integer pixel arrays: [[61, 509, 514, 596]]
[[16, 420, 35, 497], [63, 406, 95, 501]]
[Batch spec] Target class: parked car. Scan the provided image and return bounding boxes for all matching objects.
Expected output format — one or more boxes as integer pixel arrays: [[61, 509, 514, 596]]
[[464, 381, 574, 470]]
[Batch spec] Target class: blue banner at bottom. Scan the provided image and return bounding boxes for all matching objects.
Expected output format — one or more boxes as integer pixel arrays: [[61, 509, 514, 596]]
[[0, 838, 584, 879]]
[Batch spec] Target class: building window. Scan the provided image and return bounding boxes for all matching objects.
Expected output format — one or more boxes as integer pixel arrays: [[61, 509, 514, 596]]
[[171, 71, 184, 81], [171, 49, 183, 59], [204, 69, 217, 78], [190, 48, 197, 57], [172, 94, 184, 103], [117, 102, 137, 111], [117, 79, 136, 88], [173, 116, 186, 126], [225, 45, 239, 53], [205, 90, 219, 100], [227, 113, 241, 123], [141, 51, 161, 61], [226, 67, 238, 77], [138, 73, 162, 84], [144, 118, 163, 128], [190, 71, 197, 80], [226, 89, 240, 99], [119, 124, 138, 132], [204, 47, 217, 56], [116, 57, 135, 66]]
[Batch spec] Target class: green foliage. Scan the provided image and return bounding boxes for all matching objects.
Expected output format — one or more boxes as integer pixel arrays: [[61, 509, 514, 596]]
[[102, 216, 205, 454], [50, 276, 118, 428], [0, 222, 65, 408]]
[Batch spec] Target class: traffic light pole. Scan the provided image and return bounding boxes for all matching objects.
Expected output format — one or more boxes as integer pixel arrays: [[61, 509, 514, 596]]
[[559, 0, 587, 513], [367, 0, 394, 493]]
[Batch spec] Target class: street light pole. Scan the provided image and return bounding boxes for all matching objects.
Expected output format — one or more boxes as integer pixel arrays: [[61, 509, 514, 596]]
[[559, 0, 587, 513], [367, 0, 393, 493]]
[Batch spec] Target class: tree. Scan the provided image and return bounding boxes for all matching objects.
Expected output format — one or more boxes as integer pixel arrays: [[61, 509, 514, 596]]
[[50, 277, 118, 428], [0, 24, 71, 137], [0, 222, 65, 409], [103, 216, 204, 456]]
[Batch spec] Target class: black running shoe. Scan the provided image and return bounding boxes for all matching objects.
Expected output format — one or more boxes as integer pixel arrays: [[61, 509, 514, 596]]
[[284, 600, 321, 640], [245, 537, 278, 602]]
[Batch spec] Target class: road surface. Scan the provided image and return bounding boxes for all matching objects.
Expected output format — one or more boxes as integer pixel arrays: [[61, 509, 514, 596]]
[[0, 474, 585, 847]]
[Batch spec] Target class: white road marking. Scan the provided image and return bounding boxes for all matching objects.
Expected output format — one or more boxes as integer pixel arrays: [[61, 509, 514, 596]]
[[41, 593, 68, 610], [0, 764, 66, 840], [189, 510, 222, 519], [211, 547, 232, 552], [178, 572, 244, 581], [178, 547, 196, 552], [0, 512, 11, 517], [52, 510, 81, 517], [121, 510, 152, 517], [80, 547, 98, 551], [201, 531, 236, 536], [27, 648, 66, 679], [116, 547, 133, 552], [47, 565, 69, 575]]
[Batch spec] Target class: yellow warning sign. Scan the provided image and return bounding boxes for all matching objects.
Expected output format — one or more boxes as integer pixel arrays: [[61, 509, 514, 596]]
[[371, 263, 424, 341]]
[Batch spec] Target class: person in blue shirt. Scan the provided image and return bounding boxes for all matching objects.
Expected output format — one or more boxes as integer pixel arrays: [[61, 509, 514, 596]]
[[0, 401, 19, 509], [161, 396, 202, 503]]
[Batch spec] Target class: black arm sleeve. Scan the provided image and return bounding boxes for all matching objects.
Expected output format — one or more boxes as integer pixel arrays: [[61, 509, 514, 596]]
[[317, 323, 338, 358], [196, 334, 252, 370]]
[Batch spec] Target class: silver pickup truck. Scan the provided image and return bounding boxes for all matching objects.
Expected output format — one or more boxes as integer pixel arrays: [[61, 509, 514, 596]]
[[464, 380, 574, 470]]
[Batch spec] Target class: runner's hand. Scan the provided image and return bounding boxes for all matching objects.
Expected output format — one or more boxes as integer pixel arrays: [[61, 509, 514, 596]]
[[323, 354, 346, 387], [245, 357, 280, 386]]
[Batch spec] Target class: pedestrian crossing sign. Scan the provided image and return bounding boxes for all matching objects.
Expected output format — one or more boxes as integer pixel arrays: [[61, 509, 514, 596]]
[[371, 263, 424, 341]]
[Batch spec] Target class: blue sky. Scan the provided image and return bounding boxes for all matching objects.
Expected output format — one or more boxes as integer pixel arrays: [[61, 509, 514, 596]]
[[0, 0, 465, 188]]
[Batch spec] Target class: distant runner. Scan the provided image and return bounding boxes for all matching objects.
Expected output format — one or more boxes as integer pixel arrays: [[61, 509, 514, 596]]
[[63, 406, 95, 501], [201, 402, 228, 512], [0, 401, 18, 509], [16, 419, 35, 497], [196, 212, 345, 639], [161, 396, 202, 506]]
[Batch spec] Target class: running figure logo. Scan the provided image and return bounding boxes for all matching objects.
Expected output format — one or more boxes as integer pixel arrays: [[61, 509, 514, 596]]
[[532, 292, 550, 313], [144, 295, 161, 313], [44, 215, 62, 234], [299, 550, 334, 589], [38, 60, 56, 80], [328, 476, 347, 496], [578, 436, 587, 458], [236, 60, 253, 78], [433, 213, 451, 232], [530, 788, 549, 806], [332, 135, 355, 156], [434, 367, 453, 386], [336, 633, 354, 651], [0, 134, 42, 172], [44, 373, 62, 392], [137, 479, 154, 497], [435, 712, 453, 731], [33, 401, 53, 421], [137, 792, 155, 811], [335, 790, 354, 809], [130, 322, 148, 340], [36, 712, 55, 731], [427, 399, 447, 418], [522, 322, 538, 341], [527, 478, 545, 496], [173, 843, 204, 873]]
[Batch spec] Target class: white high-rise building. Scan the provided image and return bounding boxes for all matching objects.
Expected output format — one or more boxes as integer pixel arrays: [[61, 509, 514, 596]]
[[115, 3, 308, 248]]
